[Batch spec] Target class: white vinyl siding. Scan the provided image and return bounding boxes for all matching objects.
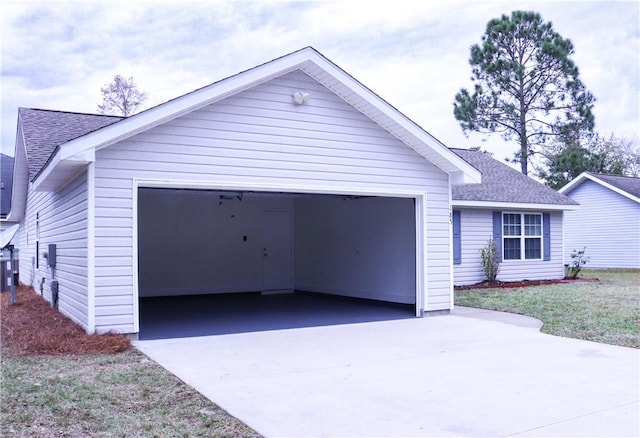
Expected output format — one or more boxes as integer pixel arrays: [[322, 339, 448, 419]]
[[93, 70, 452, 333], [563, 181, 640, 268], [18, 171, 89, 329], [453, 209, 564, 286]]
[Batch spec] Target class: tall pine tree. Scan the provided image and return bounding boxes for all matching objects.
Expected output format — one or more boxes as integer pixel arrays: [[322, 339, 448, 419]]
[[453, 11, 596, 175]]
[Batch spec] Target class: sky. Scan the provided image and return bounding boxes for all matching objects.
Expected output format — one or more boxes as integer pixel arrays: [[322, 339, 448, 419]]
[[1, 0, 638, 166]]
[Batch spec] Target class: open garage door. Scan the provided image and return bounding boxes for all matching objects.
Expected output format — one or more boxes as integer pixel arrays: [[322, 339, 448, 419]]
[[137, 188, 417, 339]]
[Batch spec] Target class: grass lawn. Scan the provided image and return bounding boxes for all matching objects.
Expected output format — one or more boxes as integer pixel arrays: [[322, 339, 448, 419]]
[[455, 269, 640, 348], [1, 286, 261, 437], [1, 349, 261, 437]]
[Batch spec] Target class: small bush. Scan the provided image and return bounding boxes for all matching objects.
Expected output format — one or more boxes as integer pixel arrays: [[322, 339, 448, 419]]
[[481, 238, 500, 283], [565, 247, 589, 279]]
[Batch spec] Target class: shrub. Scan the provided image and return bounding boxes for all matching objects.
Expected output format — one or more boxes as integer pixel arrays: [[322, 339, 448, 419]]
[[480, 238, 500, 283], [565, 247, 589, 279]]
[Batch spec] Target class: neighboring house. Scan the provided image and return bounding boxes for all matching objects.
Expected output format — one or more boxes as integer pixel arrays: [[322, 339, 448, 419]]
[[450, 148, 579, 285], [8, 47, 483, 335], [1, 153, 14, 220], [559, 172, 640, 269], [1, 153, 19, 291], [1, 153, 19, 244]]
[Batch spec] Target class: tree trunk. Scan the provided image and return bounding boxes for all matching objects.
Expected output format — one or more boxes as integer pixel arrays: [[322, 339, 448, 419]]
[[519, 106, 528, 175]]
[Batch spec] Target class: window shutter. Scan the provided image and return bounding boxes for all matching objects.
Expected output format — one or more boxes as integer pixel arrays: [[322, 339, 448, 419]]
[[453, 210, 461, 265], [492, 211, 503, 262], [543, 213, 551, 261]]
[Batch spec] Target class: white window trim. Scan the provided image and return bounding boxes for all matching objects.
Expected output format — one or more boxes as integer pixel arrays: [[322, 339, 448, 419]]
[[502, 212, 543, 261]]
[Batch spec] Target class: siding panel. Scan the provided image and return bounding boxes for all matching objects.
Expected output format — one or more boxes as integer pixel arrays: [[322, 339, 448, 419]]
[[563, 181, 640, 268], [93, 70, 454, 332], [18, 171, 89, 330], [454, 209, 565, 286]]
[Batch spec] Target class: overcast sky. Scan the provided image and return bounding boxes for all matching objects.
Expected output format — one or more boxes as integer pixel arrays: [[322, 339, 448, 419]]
[[1, 0, 638, 165]]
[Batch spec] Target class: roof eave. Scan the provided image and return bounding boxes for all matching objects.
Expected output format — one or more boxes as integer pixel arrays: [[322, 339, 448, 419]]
[[6, 120, 29, 222], [32, 47, 482, 189], [451, 199, 580, 211], [32, 150, 94, 192], [298, 52, 481, 184], [32, 52, 306, 190], [54, 50, 315, 165], [559, 172, 640, 204], [558, 172, 592, 194]]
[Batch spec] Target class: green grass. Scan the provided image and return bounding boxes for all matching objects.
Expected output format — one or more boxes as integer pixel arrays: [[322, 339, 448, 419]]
[[455, 269, 640, 348], [1, 349, 261, 437]]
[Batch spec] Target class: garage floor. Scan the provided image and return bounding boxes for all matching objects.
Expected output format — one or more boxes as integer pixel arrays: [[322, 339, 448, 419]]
[[135, 308, 639, 437], [138, 292, 414, 340]]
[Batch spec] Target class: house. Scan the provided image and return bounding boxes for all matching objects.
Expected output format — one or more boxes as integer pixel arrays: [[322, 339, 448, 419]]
[[450, 148, 579, 285], [559, 172, 640, 269], [7, 47, 485, 335]]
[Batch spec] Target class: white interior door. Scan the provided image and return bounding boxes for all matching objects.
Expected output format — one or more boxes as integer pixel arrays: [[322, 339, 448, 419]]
[[262, 210, 293, 293]]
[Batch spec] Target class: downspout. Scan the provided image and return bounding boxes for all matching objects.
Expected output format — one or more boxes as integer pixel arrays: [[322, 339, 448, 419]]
[[448, 174, 455, 310], [87, 162, 96, 334]]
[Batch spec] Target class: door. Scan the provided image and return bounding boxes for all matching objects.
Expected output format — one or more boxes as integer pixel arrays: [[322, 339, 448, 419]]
[[261, 210, 293, 293]]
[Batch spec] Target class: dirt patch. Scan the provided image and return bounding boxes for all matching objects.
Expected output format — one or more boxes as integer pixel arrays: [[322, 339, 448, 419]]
[[1, 285, 131, 356], [455, 277, 599, 291]]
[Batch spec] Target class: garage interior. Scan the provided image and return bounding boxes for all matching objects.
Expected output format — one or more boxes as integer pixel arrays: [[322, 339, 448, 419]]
[[137, 188, 417, 339]]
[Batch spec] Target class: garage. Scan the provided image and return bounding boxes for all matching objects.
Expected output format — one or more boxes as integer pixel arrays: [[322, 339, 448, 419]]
[[15, 47, 480, 336], [137, 187, 418, 339]]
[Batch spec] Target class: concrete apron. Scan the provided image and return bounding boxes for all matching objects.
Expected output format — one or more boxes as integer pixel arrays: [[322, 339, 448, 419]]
[[135, 308, 639, 437]]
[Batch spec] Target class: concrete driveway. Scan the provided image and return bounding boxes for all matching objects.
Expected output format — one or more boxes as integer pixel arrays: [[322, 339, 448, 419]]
[[135, 307, 639, 437]]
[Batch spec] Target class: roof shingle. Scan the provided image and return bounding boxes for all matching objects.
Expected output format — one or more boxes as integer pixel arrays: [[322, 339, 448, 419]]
[[586, 172, 640, 199], [19, 108, 123, 181], [451, 148, 578, 206]]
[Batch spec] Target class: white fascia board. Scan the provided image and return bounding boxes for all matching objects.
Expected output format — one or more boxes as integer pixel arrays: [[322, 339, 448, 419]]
[[48, 46, 479, 188], [557, 172, 587, 194], [33, 51, 307, 191], [32, 149, 95, 192], [449, 170, 477, 186], [451, 200, 580, 211], [560, 172, 640, 204], [305, 54, 481, 184], [31, 152, 60, 191], [595, 179, 640, 203], [6, 127, 29, 222], [59, 52, 312, 162]]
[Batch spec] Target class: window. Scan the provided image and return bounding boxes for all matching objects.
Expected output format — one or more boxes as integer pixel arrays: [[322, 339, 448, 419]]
[[502, 213, 542, 260]]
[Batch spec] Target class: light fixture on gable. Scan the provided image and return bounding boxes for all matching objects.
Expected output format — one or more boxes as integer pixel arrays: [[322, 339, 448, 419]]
[[292, 91, 311, 105]]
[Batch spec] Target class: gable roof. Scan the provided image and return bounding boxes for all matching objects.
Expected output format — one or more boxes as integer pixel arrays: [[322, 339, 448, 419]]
[[19, 108, 123, 181], [559, 172, 640, 204], [451, 148, 579, 210], [24, 46, 480, 192]]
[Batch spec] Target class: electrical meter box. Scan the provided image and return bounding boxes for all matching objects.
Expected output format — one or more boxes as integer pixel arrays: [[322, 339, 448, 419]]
[[48, 244, 57, 267]]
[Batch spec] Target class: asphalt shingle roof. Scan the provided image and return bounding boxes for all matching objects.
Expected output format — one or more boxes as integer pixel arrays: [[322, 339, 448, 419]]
[[19, 108, 124, 181], [451, 148, 578, 206], [586, 172, 640, 199]]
